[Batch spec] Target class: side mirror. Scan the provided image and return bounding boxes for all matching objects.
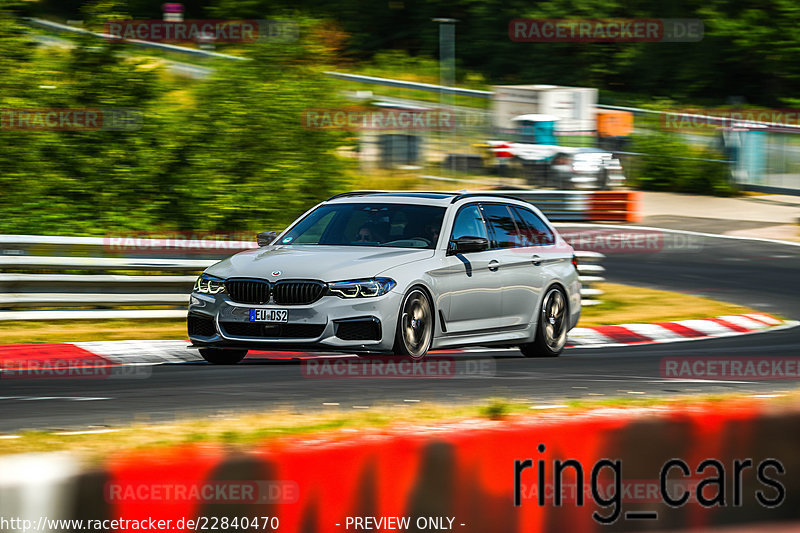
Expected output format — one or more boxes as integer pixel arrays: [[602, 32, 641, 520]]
[[448, 236, 489, 255], [256, 231, 278, 247]]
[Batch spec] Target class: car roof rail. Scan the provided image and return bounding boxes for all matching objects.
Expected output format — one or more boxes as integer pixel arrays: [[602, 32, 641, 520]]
[[449, 192, 531, 204], [325, 190, 388, 201], [326, 190, 532, 203], [326, 190, 465, 201]]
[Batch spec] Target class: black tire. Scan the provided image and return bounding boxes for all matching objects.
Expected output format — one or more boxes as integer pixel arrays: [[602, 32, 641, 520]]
[[199, 348, 248, 365], [520, 286, 568, 358], [393, 288, 434, 359]]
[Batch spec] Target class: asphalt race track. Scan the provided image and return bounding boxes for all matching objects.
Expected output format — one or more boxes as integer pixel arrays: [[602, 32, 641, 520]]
[[1, 222, 798, 432]]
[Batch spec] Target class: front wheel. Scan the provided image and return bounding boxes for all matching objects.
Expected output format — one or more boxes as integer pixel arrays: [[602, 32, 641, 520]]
[[199, 348, 248, 365], [393, 288, 434, 359], [520, 286, 568, 358]]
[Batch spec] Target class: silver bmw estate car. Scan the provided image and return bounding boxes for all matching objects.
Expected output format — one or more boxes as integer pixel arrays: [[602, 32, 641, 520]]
[[188, 191, 581, 364]]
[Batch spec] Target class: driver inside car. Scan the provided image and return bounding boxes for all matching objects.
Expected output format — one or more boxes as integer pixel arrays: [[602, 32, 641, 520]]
[[354, 224, 385, 244]]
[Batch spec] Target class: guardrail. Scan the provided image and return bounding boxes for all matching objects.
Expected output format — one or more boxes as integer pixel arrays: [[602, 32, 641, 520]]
[[25, 17, 249, 61], [573, 251, 605, 306], [0, 235, 604, 320]]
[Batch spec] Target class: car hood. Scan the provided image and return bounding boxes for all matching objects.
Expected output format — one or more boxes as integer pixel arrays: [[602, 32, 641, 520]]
[[205, 245, 435, 282]]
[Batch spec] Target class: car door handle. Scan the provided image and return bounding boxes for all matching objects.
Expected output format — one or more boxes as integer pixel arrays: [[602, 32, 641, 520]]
[[488, 260, 500, 272], [531, 255, 542, 266]]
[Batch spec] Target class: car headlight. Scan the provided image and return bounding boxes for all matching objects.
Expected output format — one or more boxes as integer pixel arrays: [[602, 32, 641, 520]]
[[193, 273, 226, 294], [327, 278, 396, 298]]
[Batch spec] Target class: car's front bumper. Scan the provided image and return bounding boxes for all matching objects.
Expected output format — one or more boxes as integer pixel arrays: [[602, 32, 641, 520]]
[[187, 290, 402, 353]]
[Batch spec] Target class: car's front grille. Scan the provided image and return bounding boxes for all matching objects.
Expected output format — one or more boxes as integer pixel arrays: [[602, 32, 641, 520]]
[[225, 279, 271, 305], [219, 321, 325, 339], [273, 281, 326, 305], [225, 279, 325, 305], [188, 314, 216, 337]]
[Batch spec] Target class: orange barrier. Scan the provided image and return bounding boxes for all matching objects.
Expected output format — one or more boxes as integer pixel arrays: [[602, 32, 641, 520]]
[[589, 190, 642, 223], [85, 400, 800, 533]]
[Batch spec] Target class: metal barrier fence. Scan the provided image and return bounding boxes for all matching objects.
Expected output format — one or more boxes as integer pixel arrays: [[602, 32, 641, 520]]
[[0, 234, 605, 320]]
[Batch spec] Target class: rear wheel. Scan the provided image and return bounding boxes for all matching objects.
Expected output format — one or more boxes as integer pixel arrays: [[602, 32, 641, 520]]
[[393, 288, 433, 359], [520, 286, 568, 358], [198, 348, 248, 365]]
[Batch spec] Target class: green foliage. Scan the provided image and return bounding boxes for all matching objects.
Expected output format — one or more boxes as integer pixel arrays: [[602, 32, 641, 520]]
[[19, 0, 800, 105], [628, 129, 736, 196], [205, 0, 800, 107], [481, 398, 511, 420], [361, 50, 442, 81], [4, 0, 795, 235], [0, 5, 352, 235], [155, 23, 351, 232]]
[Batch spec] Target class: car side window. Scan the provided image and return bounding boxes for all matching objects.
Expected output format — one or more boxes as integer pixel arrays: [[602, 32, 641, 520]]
[[512, 206, 556, 246], [450, 204, 488, 242], [481, 203, 523, 249]]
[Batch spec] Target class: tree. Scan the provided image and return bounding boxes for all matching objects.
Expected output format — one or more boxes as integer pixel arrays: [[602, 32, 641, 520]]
[[0, 4, 353, 235]]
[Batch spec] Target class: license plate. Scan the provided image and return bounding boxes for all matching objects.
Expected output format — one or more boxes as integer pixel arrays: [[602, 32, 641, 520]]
[[250, 309, 288, 322]]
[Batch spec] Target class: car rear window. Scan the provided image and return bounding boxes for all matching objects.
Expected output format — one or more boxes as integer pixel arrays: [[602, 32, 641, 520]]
[[482, 203, 524, 249], [512, 206, 556, 246]]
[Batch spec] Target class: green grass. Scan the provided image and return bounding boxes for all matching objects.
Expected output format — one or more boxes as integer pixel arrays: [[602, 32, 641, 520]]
[[0, 319, 188, 344], [2, 392, 797, 460], [578, 282, 765, 326]]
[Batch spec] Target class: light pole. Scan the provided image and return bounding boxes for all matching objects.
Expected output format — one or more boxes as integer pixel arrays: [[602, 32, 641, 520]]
[[433, 18, 457, 174]]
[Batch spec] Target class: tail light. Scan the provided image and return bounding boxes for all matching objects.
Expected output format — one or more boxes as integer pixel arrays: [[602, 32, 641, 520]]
[[571, 254, 578, 270]]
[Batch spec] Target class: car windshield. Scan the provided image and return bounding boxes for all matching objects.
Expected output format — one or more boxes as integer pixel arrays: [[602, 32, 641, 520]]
[[278, 203, 446, 249]]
